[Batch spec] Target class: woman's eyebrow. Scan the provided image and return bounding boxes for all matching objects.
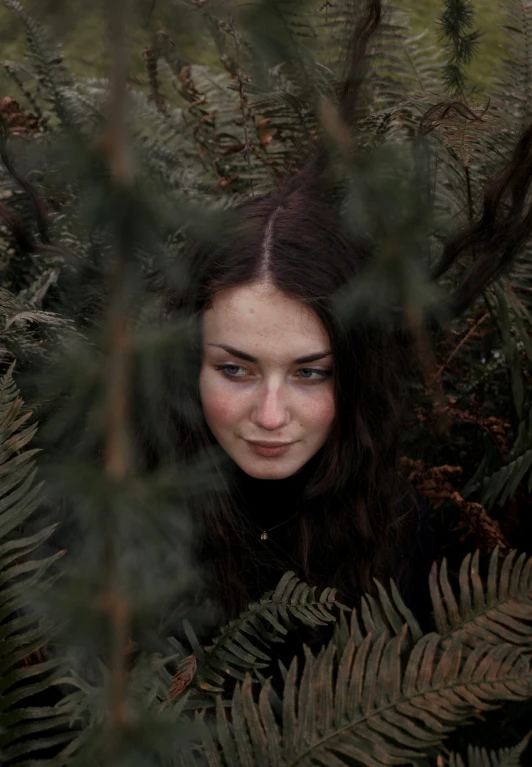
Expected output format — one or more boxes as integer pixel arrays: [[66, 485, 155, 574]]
[[207, 343, 332, 364]]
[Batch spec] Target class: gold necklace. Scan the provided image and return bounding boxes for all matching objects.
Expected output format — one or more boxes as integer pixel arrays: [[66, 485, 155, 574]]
[[259, 509, 300, 541]]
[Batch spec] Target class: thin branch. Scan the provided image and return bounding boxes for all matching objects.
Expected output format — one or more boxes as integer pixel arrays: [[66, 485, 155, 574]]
[[98, 0, 134, 747], [430, 310, 489, 385]]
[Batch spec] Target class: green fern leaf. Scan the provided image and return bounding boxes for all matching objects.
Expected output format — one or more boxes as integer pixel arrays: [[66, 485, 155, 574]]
[[479, 400, 532, 508], [493, 0, 532, 131], [333, 576, 423, 663], [0, 286, 73, 366], [370, 10, 445, 110], [0, 363, 70, 763], [192, 630, 532, 766], [446, 732, 531, 767], [430, 549, 532, 649], [1, 0, 71, 121], [4, 310, 68, 331], [185, 571, 341, 694]]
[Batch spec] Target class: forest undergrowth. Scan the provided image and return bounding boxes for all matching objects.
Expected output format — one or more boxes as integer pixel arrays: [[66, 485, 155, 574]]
[[1, 0, 532, 764]]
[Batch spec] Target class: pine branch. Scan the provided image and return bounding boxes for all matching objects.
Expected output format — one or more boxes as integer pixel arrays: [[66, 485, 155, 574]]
[[437, 0, 482, 100]]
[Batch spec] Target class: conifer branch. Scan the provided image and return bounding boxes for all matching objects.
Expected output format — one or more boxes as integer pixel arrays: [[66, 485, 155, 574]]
[[97, 0, 134, 754], [437, 0, 482, 100]]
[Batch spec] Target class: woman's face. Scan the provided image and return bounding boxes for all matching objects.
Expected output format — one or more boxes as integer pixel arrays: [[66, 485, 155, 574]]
[[199, 280, 336, 479]]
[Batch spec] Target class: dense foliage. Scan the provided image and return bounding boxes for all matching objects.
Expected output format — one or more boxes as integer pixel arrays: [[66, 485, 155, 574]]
[[1, 0, 532, 764]]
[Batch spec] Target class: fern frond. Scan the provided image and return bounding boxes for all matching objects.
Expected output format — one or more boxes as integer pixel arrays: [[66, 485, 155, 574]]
[[192, 630, 532, 767], [478, 403, 532, 508], [0, 284, 72, 356], [0, 60, 44, 120], [3, 309, 67, 331], [201, 571, 340, 688], [0, 363, 70, 762], [370, 9, 445, 111], [337, 547, 532, 690], [332, 576, 424, 662], [16, 267, 59, 309], [430, 108, 504, 173], [446, 732, 531, 767], [492, 0, 532, 131], [180, 571, 341, 696], [0, 0, 71, 123], [401, 29, 445, 93], [481, 448, 532, 509], [430, 549, 532, 650]]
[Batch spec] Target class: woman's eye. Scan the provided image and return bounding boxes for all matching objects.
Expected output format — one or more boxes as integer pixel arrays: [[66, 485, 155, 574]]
[[297, 368, 332, 381], [216, 364, 247, 378]]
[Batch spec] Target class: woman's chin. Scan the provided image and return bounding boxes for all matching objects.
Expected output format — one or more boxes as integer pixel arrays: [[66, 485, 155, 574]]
[[233, 454, 305, 480]]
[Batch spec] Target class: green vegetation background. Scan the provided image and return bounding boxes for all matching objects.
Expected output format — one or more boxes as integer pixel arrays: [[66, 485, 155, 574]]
[[0, 0, 504, 100]]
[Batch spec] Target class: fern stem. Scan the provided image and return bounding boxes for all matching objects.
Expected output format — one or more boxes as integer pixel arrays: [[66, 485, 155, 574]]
[[464, 164, 474, 221]]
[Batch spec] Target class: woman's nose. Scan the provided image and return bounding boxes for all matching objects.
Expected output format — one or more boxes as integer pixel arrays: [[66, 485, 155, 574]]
[[251, 386, 290, 430]]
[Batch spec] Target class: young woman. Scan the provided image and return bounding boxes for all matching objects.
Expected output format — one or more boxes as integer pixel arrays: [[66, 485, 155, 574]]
[[155, 174, 436, 630]]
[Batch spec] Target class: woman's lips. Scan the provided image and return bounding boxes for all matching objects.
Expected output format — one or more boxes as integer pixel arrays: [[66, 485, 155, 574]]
[[245, 441, 294, 457]]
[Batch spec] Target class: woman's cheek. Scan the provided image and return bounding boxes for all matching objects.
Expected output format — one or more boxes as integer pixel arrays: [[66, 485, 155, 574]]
[[199, 374, 242, 428], [306, 386, 335, 430]]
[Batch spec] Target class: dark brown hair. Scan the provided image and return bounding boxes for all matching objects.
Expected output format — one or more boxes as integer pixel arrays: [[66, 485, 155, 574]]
[[160, 169, 415, 620]]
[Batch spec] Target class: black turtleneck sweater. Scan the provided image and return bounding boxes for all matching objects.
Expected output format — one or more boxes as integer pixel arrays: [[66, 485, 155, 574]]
[[228, 467, 310, 596], [221, 464, 436, 633]]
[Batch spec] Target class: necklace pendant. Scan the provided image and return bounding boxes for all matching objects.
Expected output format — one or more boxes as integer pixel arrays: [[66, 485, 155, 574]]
[[260, 531, 269, 541]]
